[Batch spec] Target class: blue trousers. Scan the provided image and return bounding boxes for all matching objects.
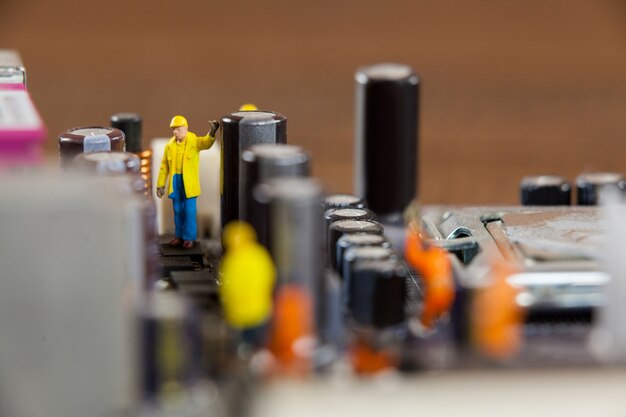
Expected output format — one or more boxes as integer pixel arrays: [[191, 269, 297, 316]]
[[169, 174, 197, 241]]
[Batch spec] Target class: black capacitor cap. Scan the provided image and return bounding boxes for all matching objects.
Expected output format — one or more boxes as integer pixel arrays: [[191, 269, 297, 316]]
[[242, 144, 309, 225], [335, 233, 390, 277], [355, 63, 419, 216], [323, 208, 375, 257], [322, 201, 369, 265], [520, 175, 571, 206], [221, 111, 287, 229], [110, 113, 142, 153], [324, 194, 366, 210], [327, 220, 384, 272], [576, 172, 626, 205], [342, 246, 396, 308], [324, 207, 375, 230], [348, 258, 407, 329]]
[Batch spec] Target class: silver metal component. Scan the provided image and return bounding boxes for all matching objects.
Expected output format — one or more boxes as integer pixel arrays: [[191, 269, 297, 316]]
[[417, 204, 608, 311]]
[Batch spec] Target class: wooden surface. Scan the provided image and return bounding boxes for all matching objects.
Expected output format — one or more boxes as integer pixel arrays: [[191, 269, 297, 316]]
[[1, 0, 625, 204]]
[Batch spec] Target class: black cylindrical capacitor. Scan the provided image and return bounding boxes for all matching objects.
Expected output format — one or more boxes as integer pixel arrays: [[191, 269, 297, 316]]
[[576, 172, 626, 205], [342, 246, 397, 305], [259, 178, 324, 287], [58, 126, 125, 170], [242, 144, 309, 235], [110, 113, 142, 153], [355, 63, 419, 216], [335, 233, 391, 275], [324, 207, 375, 230], [348, 258, 407, 329], [255, 178, 324, 334], [520, 175, 571, 206], [323, 194, 366, 210], [220, 111, 287, 229], [327, 220, 384, 273], [323, 208, 375, 268]]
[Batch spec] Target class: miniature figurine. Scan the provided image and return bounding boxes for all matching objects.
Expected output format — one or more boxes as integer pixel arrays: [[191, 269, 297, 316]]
[[219, 221, 276, 349], [156, 115, 219, 249]]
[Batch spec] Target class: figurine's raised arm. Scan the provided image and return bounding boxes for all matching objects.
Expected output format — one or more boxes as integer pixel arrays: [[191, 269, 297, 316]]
[[197, 120, 219, 150]]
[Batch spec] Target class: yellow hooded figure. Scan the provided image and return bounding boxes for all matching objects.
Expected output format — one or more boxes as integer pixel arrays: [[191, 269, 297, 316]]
[[219, 221, 276, 331]]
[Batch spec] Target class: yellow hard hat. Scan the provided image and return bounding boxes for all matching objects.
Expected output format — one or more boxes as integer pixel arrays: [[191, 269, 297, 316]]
[[239, 103, 258, 111], [169, 115, 188, 128], [223, 221, 257, 249]]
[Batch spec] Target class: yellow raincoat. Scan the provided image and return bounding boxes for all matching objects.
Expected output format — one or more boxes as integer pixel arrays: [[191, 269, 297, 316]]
[[157, 132, 215, 198]]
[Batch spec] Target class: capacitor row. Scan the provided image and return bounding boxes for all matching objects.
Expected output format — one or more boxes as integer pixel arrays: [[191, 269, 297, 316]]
[[322, 195, 415, 331], [232, 147, 411, 333], [521, 172, 626, 206]]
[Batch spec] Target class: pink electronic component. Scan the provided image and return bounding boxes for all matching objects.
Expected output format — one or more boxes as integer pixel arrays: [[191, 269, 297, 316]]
[[0, 50, 46, 167]]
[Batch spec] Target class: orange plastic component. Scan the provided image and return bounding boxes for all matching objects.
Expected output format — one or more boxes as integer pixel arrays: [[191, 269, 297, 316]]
[[349, 338, 396, 375], [405, 228, 454, 328], [267, 284, 313, 376], [471, 258, 525, 360]]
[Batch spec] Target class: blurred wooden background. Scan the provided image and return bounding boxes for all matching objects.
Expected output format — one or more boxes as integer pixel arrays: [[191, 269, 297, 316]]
[[1, 0, 625, 204]]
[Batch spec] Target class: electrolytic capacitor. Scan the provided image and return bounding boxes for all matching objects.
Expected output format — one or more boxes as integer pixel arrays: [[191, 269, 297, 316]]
[[576, 172, 626, 205], [254, 178, 324, 337], [348, 258, 407, 329], [242, 144, 309, 237], [260, 177, 323, 288], [110, 113, 142, 153], [324, 208, 376, 230], [323, 194, 367, 210], [520, 175, 571, 206], [220, 111, 287, 229], [58, 126, 125, 170], [323, 208, 376, 267], [327, 220, 384, 273], [335, 233, 391, 275], [342, 246, 397, 306], [355, 63, 419, 217]]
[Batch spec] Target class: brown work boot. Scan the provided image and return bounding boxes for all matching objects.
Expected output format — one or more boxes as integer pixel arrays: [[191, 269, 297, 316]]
[[169, 237, 183, 247], [182, 240, 194, 249]]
